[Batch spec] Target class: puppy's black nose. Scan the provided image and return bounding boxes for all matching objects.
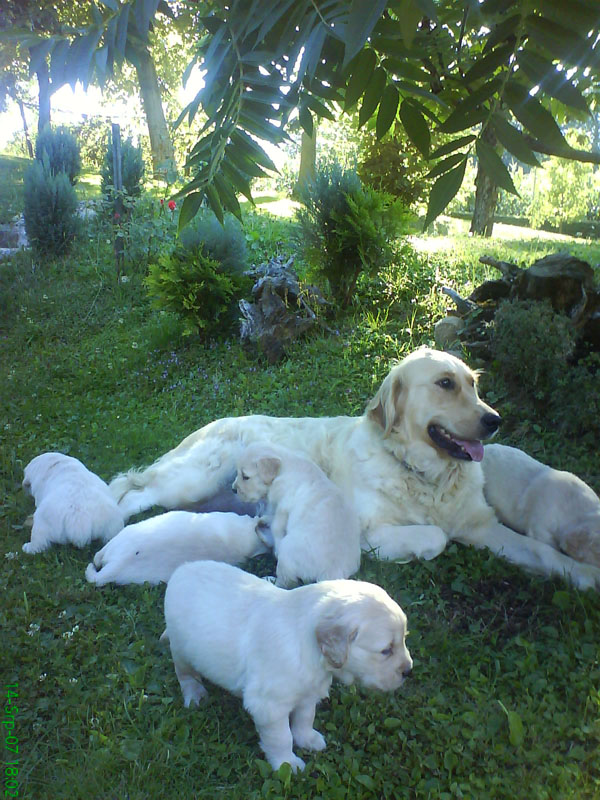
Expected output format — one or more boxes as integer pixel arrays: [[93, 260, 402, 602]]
[[481, 412, 501, 434], [402, 664, 412, 678]]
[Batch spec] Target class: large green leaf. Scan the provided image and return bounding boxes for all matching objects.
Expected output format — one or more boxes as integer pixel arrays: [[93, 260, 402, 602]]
[[503, 81, 567, 151], [343, 0, 389, 67], [517, 50, 589, 113], [178, 192, 205, 232], [398, 0, 422, 50], [358, 66, 387, 128], [475, 139, 518, 195], [491, 113, 542, 167], [299, 104, 313, 138], [345, 49, 377, 110], [525, 14, 589, 69], [429, 135, 476, 160], [423, 157, 467, 229], [463, 43, 512, 84], [376, 83, 400, 140], [425, 152, 468, 180], [399, 99, 430, 157]]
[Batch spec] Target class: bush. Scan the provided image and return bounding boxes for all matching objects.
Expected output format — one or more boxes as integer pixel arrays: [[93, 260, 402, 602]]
[[35, 125, 81, 184], [295, 161, 408, 307], [490, 299, 576, 401], [23, 160, 79, 256], [178, 211, 248, 273], [101, 136, 145, 201], [145, 247, 248, 337]]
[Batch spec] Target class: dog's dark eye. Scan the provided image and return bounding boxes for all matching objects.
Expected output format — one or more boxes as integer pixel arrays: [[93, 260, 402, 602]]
[[381, 645, 394, 657], [241, 473, 249, 481], [436, 378, 455, 391]]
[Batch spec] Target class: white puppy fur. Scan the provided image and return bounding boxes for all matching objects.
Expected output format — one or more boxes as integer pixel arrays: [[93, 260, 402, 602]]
[[232, 442, 361, 587], [483, 443, 600, 569], [109, 348, 600, 590], [22, 452, 124, 554], [85, 511, 268, 585], [163, 560, 412, 772]]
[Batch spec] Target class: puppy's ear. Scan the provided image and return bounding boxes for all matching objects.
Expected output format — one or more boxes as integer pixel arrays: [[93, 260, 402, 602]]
[[257, 456, 281, 484], [366, 368, 404, 437], [316, 621, 358, 669]]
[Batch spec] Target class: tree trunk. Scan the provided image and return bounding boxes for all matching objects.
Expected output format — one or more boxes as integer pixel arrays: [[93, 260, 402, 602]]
[[470, 124, 499, 237], [36, 60, 51, 135], [292, 124, 317, 198], [17, 98, 34, 158], [133, 46, 177, 181]]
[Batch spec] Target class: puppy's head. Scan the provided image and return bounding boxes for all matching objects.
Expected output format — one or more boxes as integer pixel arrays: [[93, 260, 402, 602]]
[[22, 452, 69, 497], [366, 347, 501, 464], [315, 581, 412, 692], [232, 443, 282, 502]]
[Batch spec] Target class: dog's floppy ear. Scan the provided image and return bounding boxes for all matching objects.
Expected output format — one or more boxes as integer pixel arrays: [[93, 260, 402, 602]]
[[256, 456, 281, 484], [366, 367, 404, 437], [315, 620, 358, 669]]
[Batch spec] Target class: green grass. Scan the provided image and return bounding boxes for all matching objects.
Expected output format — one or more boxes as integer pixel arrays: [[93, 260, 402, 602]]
[[1, 187, 599, 799]]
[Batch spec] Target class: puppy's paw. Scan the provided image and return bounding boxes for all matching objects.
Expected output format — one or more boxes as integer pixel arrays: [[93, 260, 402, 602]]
[[293, 728, 326, 752], [22, 541, 45, 554], [181, 680, 208, 708], [269, 754, 306, 773]]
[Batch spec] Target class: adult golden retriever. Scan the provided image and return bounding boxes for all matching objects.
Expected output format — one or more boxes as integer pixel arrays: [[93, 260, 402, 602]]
[[110, 348, 600, 590]]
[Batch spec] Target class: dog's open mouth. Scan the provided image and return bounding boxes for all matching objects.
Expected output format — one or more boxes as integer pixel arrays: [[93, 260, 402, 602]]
[[427, 424, 484, 462]]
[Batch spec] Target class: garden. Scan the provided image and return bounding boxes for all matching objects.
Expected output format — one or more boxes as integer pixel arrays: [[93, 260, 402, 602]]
[[1, 128, 600, 799], [2, 1, 600, 796]]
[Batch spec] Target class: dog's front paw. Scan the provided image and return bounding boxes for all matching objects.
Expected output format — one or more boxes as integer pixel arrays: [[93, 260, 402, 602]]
[[572, 562, 600, 592], [269, 753, 306, 773], [22, 541, 44, 554], [293, 728, 326, 752]]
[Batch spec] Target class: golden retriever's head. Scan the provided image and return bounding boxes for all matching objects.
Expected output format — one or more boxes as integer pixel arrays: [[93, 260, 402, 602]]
[[315, 581, 412, 692], [232, 443, 282, 502], [366, 348, 501, 463]]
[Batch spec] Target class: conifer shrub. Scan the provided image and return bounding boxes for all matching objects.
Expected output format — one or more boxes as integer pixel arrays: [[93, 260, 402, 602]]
[[295, 161, 408, 307], [23, 160, 79, 257], [101, 137, 145, 201], [35, 125, 81, 184]]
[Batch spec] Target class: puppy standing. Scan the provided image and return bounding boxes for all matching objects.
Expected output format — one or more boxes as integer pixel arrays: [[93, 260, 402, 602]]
[[483, 443, 600, 568], [22, 452, 124, 553], [163, 560, 412, 772], [85, 511, 268, 585], [233, 442, 362, 587]]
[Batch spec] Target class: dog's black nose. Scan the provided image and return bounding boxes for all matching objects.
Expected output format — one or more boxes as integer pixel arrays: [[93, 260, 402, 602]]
[[402, 664, 412, 678], [481, 412, 502, 434]]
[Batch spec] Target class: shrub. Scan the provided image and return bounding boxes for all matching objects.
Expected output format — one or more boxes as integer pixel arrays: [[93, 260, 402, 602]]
[[145, 247, 248, 337], [178, 211, 248, 273], [35, 125, 81, 184], [490, 299, 576, 401], [294, 161, 408, 307], [23, 160, 79, 256], [101, 136, 145, 201]]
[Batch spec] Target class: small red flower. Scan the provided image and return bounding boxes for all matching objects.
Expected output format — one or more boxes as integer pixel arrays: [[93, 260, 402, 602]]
[[160, 198, 164, 206], [168, 200, 176, 211], [114, 212, 120, 220]]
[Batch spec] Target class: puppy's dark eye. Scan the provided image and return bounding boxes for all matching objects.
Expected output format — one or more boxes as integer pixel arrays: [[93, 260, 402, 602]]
[[241, 473, 249, 481], [381, 645, 394, 657], [436, 377, 455, 391]]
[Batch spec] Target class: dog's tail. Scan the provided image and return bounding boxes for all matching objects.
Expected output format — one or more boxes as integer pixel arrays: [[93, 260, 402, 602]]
[[108, 468, 150, 503]]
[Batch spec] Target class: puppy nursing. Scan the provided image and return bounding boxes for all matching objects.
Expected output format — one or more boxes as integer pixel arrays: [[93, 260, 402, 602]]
[[163, 561, 412, 772], [22, 452, 124, 553], [233, 442, 361, 587], [483, 444, 600, 569], [86, 511, 268, 585]]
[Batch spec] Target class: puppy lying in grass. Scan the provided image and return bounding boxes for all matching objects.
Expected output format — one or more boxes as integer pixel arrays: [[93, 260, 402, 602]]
[[233, 442, 361, 587], [163, 560, 412, 772], [85, 511, 268, 585], [483, 443, 600, 569], [22, 452, 124, 554]]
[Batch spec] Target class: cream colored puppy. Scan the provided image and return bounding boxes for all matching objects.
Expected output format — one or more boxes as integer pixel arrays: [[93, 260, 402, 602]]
[[163, 560, 412, 772], [483, 443, 600, 568], [85, 511, 268, 585], [233, 442, 361, 587], [22, 452, 124, 554]]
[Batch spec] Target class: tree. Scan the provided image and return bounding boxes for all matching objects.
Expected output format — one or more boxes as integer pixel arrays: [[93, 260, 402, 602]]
[[9, 0, 600, 233]]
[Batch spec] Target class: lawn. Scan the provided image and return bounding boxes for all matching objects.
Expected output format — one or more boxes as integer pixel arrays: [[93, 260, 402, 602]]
[[1, 177, 599, 799]]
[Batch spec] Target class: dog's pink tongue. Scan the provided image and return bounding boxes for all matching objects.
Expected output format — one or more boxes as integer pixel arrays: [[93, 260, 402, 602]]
[[455, 439, 484, 462]]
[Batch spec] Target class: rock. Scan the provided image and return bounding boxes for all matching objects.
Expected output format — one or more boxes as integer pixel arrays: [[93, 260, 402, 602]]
[[434, 315, 465, 349]]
